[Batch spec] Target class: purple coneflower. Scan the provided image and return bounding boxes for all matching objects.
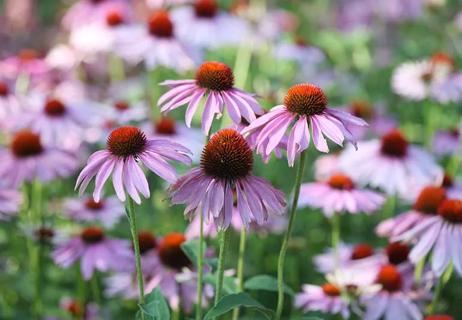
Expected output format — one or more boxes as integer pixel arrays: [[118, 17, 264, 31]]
[[75, 125, 192, 204], [63, 196, 125, 228], [115, 10, 197, 71], [362, 264, 423, 320], [52, 226, 132, 279], [340, 130, 443, 199], [170, 128, 286, 229], [397, 199, 462, 276], [0, 49, 49, 81], [295, 283, 350, 319], [0, 187, 22, 221], [432, 128, 461, 157], [274, 36, 325, 65], [242, 83, 367, 166], [298, 174, 385, 216], [158, 61, 263, 134], [0, 130, 78, 187], [376, 186, 446, 238], [0, 80, 21, 127], [171, 0, 250, 49]]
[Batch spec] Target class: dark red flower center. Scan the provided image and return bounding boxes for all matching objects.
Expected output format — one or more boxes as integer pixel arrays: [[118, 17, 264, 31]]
[[425, 316, 454, 320], [18, 49, 38, 62], [138, 231, 157, 254], [148, 11, 174, 38], [413, 186, 446, 214], [376, 264, 402, 292], [35, 227, 55, 243], [442, 173, 453, 188], [380, 130, 408, 158], [294, 36, 308, 47], [350, 100, 373, 120], [106, 10, 124, 27], [158, 233, 191, 270], [44, 98, 67, 117], [155, 117, 177, 135], [0, 81, 9, 97], [322, 283, 341, 296], [81, 227, 105, 244], [351, 244, 374, 260], [107, 126, 147, 158], [430, 52, 454, 69], [11, 130, 44, 158], [195, 61, 234, 91], [438, 199, 462, 224], [194, 0, 218, 18], [386, 242, 410, 265], [65, 300, 83, 316], [284, 83, 327, 116], [327, 174, 355, 190], [201, 129, 253, 181], [114, 100, 130, 111], [85, 199, 104, 211]]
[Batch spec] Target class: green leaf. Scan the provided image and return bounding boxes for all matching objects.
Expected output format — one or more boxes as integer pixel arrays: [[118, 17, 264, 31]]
[[203, 293, 273, 320], [300, 317, 324, 320], [138, 288, 170, 320], [203, 273, 237, 294], [244, 275, 294, 296]]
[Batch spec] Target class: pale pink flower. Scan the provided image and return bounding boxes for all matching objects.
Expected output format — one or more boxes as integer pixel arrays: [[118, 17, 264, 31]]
[[242, 83, 367, 166]]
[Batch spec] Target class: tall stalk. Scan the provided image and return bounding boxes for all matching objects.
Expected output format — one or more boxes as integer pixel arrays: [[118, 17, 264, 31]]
[[126, 198, 145, 319], [214, 228, 230, 307], [232, 228, 247, 320], [275, 151, 307, 319], [195, 213, 204, 320]]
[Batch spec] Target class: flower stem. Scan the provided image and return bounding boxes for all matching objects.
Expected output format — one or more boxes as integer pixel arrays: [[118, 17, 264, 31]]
[[214, 228, 230, 306], [232, 227, 247, 320], [30, 181, 43, 319], [275, 150, 307, 320], [195, 213, 204, 320], [127, 198, 145, 319], [91, 273, 101, 305], [330, 213, 341, 269], [428, 264, 453, 315], [414, 257, 426, 285]]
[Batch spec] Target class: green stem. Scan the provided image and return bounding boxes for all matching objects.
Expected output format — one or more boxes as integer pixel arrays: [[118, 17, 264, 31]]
[[196, 213, 204, 320], [30, 181, 43, 319], [108, 54, 125, 83], [214, 228, 230, 307], [275, 151, 307, 320], [232, 228, 247, 320], [330, 213, 341, 269], [91, 273, 101, 305], [414, 257, 426, 285], [428, 264, 453, 315], [383, 195, 396, 220], [127, 198, 145, 319]]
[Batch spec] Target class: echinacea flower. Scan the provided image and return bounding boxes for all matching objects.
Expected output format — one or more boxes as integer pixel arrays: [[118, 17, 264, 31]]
[[0, 49, 49, 81], [391, 52, 462, 103], [340, 130, 443, 199], [142, 117, 204, 162], [75, 126, 192, 204], [69, 9, 130, 61], [115, 10, 197, 71], [0, 130, 78, 187], [52, 226, 132, 279], [314, 153, 340, 181], [298, 174, 385, 216], [274, 36, 325, 66], [314, 243, 382, 274], [170, 129, 286, 229], [11, 93, 97, 150], [295, 282, 350, 319], [376, 186, 447, 238], [0, 187, 22, 221], [0, 80, 21, 127], [158, 61, 263, 134], [242, 83, 368, 166], [62, 0, 132, 31], [63, 196, 125, 228], [432, 128, 461, 157], [144, 233, 212, 311], [397, 199, 462, 276], [60, 298, 100, 320], [362, 264, 423, 320], [425, 316, 454, 320], [171, 0, 250, 49]]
